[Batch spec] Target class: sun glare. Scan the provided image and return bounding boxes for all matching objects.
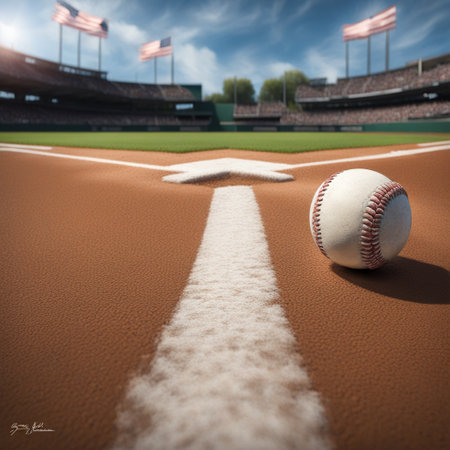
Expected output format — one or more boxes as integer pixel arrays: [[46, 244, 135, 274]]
[[0, 23, 18, 48]]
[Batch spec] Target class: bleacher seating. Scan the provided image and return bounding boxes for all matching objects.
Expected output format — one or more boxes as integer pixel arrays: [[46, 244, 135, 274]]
[[234, 102, 286, 118], [296, 62, 450, 100], [234, 104, 258, 117], [0, 102, 211, 127], [280, 101, 450, 125], [160, 85, 195, 100], [0, 45, 194, 102]]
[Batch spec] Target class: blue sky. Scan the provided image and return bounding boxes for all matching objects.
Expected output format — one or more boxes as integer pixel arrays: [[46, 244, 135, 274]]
[[0, 0, 449, 97]]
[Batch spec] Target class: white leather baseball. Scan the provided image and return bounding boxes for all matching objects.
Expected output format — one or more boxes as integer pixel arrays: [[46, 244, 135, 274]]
[[310, 169, 412, 269]]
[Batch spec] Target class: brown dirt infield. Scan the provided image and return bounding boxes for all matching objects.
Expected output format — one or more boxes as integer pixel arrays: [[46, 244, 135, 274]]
[[1, 143, 449, 450]]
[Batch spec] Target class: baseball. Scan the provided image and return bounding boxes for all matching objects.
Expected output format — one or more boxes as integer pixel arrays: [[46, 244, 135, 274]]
[[310, 168, 412, 269]]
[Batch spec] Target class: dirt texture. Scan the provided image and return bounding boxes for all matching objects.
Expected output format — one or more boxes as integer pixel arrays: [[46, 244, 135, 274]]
[[1, 143, 448, 450]]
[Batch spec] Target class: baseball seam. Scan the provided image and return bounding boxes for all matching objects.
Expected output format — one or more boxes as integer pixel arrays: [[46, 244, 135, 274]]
[[360, 181, 408, 269], [311, 172, 341, 258]]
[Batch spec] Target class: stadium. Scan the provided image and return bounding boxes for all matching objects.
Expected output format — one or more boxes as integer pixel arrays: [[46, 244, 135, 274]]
[[1, 45, 450, 133], [1, 2, 449, 450]]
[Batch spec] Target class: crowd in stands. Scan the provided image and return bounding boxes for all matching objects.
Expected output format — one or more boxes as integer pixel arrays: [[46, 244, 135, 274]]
[[109, 81, 161, 99], [0, 46, 194, 102], [3, 45, 449, 129], [280, 101, 450, 125], [0, 102, 210, 127], [161, 85, 195, 100], [234, 102, 287, 118], [296, 63, 450, 100], [233, 59, 450, 126]]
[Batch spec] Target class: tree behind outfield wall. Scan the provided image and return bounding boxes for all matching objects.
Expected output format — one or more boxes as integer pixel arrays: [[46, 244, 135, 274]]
[[205, 78, 256, 104], [259, 78, 283, 102], [224, 78, 255, 104], [259, 70, 309, 108], [206, 93, 227, 103]]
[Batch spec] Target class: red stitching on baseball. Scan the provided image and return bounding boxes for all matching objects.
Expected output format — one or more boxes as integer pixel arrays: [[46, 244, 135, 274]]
[[311, 172, 341, 258], [360, 181, 408, 269]]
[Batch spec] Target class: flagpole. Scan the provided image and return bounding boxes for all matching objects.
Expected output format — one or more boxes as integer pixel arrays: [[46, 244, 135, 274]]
[[234, 76, 237, 105], [367, 35, 371, 75], [385, 30, 389, 72], [78, 31, 81, 67], [283, 72, 286, 105], [345, 41, 349, 78], [171, 47, 174, 84], [59, 24, 63, 64], [98, 37, 102, 72], [155, 57, 157, 84]]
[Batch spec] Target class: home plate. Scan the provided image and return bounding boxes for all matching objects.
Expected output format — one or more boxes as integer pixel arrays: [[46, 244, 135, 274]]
[[162, 158, 294, 183]]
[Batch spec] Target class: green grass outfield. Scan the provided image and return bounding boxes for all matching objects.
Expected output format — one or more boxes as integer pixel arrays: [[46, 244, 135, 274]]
[[1, 131, 449, 153]]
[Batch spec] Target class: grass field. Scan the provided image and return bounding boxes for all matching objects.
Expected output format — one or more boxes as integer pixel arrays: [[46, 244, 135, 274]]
[[1, 131, 449, 153]]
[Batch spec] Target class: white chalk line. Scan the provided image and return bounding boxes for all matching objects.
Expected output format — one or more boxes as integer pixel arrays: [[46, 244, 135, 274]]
[[287, 144, 450, 169], [1, 143, 449, 182], [0, 147, 168, 172], [417, 140, 450, 147], [0, 142, 53, 150], [114, 186, 330, 450]]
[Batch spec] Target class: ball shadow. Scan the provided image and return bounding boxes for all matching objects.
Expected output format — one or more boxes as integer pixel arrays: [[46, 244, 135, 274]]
[[331, 257, 449, 304]]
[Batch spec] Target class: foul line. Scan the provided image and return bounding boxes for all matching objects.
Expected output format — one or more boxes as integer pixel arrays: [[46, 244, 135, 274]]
[[0, 146, 168, 172], [288, 144, 450, 169], [417, 140, 450, 147], [0, 142, 53, 150], [1, 143, 449, 179], [114, 186, 330, 450]]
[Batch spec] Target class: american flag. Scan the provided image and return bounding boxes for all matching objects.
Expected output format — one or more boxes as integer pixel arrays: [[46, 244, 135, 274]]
[[139, 37, 172, 61], [343, 6, 396, 42], [52, 1, 109, 39]]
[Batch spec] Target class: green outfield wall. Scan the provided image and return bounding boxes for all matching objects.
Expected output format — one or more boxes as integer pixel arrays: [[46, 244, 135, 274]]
[[1, 96, 449, 134], [2, 121, 449, 132], [1, 121, 449, 132], [181, 84, 202, 100], [362, 121, 450, 133]]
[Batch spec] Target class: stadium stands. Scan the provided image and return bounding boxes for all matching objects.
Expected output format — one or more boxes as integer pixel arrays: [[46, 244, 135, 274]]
[[1, 44, 449, 131], [281, 101, 450, 125], [233, 101, 450, 127], [234, 53, 450, 128], [296, 57, 450, 101], [0, 46, 195, 102], [0, 45, 213, 130], [234, 102, 286, 118], [0, 102, 212, 126]]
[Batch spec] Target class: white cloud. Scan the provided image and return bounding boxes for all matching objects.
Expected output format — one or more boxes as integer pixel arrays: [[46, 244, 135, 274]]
[[393, 14, 444, 51], [290, 0, 315, 21], [356, 1, 389, 22], [267, 62, 298, 78], [71, 0, 129, 17], [191, 0, 261, 34], [193, 1, 232, 25], [175, 44, 220, 94], [170, 27, 202, 46], [112, 21, 147, 46], [266, 0, 286, 23], [303, 48, 342, 83]]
